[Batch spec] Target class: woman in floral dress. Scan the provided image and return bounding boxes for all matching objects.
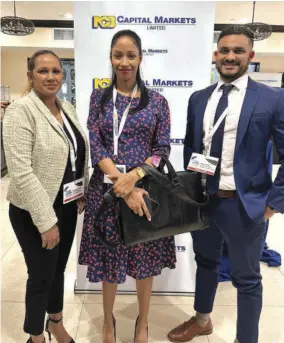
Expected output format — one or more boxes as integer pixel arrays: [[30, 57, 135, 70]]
[[79, 29, 176, 343]]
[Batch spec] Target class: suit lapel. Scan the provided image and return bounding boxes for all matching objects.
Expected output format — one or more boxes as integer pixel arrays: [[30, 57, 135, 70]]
[[29, 90, 88, 146], [235, 78, 259, 152], [60, 101, 87, 145], [195, 84, 217, 153], [28, 90, 68, 143]]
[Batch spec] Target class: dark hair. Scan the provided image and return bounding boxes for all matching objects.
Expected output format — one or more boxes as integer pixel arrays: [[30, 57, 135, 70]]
[[28, 49, 62, 73], [26, 49, 62, 93], [218, 25, 254, 47], [100, 30, 149, 114]]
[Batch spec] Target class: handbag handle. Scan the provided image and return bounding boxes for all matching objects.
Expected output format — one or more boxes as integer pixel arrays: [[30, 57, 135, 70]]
[[157, 154, 178, 183], [140, 156, 209, 207]]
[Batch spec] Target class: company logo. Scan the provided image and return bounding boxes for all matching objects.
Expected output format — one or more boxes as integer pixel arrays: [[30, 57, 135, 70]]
[[92, 16, 116, 29], [92, 15, 196, 30], [145, 79, 193, 92], [191, 155, 199, 166], [145, 79, 193, 88], [92, 78, 193, 92], [170, 138, 184, 145], [175, 245, 186, 252], [93, 78, 112, 89], [142, 48, 168, 56]]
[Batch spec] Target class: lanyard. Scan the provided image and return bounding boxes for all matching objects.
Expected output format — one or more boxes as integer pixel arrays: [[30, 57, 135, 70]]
[[113, 85, 138, 157], [204, 108, 229, 152], [60, 110, 77, 176]]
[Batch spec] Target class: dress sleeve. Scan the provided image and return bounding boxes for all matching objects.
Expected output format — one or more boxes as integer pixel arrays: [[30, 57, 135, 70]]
[[87, 90, 111, 166], [151, 95, 171, 158]]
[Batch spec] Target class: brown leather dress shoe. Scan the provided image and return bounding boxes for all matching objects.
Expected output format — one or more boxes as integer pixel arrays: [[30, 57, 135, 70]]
[[167, 316, 213, 342]]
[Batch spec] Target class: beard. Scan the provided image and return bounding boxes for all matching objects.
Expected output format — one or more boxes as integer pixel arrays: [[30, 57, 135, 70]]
[[217, 60, 250, 83]]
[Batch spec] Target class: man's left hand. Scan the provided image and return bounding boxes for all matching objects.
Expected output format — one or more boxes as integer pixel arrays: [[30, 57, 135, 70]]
[[264, 206, 277, 220]]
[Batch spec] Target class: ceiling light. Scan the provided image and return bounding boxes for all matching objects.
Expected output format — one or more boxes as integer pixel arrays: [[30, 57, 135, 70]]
[[64, 13, 73, 19], [1, 1, 35, 36], [244, 1, 272, 41], [229, 18, 249, 24]]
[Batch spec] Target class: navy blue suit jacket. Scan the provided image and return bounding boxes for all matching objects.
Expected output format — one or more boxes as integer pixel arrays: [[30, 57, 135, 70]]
[[183, 77, 284, 223]]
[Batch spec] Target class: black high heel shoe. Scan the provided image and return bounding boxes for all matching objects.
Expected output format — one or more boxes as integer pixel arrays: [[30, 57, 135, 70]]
[[45, 316, 75, 343], [26, 338, 45, 343], [133, 316, 148, 343]]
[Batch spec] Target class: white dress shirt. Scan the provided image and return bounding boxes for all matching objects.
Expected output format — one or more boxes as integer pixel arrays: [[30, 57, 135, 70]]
[[202, 73, 248, 190]]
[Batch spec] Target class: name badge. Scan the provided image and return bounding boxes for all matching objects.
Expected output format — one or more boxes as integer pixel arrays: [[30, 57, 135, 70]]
[[103, 164, 126, 184], [63, 178, 84, 204], [187, 153, 219, 176]]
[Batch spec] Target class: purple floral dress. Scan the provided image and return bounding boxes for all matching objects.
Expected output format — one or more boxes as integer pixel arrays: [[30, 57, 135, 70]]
[[79, 88, 176, 283]]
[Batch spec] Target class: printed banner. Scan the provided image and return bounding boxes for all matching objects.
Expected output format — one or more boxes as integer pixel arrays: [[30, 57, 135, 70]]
[[249, 72, 282, 88], [74, 1, 216, 293]]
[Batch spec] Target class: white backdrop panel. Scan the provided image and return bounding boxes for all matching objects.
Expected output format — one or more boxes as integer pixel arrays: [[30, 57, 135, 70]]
[[74, 1, 215, 293]]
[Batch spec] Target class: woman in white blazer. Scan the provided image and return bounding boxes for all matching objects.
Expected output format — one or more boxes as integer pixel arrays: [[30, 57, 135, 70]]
[[3, 50, 89, 343]]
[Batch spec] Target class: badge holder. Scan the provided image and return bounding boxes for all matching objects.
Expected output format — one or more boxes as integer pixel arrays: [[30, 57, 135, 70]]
[[63, 177, 84, 204], [187, 108, 231, 176], [187, 153, 218, 175]]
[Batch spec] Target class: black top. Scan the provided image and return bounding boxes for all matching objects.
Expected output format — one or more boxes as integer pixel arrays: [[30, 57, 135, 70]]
[[54, 113, 85, 206]]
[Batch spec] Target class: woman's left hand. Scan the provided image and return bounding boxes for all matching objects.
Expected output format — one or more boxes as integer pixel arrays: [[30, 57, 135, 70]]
[[77, 196, 86, 214], [108, 172, 138, 198]]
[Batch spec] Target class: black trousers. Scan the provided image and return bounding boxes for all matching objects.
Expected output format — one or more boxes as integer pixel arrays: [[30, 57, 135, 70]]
[[9, 200, 77, 335]]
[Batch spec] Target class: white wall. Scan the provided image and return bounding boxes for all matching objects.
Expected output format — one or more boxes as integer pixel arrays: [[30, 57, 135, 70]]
[[253, 33, 284, 55], [215, 1, 283, 25], [0, 28, 74, 49]]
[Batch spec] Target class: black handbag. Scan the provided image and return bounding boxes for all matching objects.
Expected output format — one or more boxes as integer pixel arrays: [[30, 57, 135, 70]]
[[95, 156, 209, 248]]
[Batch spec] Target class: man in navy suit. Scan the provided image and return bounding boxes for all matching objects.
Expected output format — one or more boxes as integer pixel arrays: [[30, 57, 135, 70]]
[[168, 26, 284, 343]]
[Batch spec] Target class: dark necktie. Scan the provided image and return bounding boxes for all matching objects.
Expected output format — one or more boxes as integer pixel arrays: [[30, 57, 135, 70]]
[[206, 84, 234, 195]]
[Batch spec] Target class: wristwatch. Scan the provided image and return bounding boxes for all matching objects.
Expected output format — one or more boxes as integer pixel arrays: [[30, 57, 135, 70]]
[[135, 167, 146, 180]]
